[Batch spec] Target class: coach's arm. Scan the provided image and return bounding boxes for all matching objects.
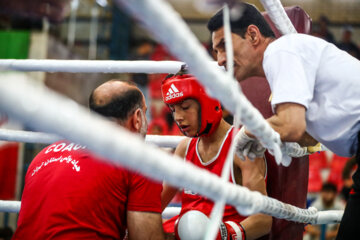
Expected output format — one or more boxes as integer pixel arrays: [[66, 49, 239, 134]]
[[247, 102, 318, 146], [127, 211, 168, 240]]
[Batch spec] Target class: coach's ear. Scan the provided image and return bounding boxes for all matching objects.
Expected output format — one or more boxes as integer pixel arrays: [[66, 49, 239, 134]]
[[131, 108, 142, 133], [247, 24, 261, 46]]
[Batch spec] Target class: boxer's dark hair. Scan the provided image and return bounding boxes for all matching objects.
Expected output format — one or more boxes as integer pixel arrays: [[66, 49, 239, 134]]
[[89, 81, 143, 121], [207, 3, 275, 38], [163, 64, 188, 82]]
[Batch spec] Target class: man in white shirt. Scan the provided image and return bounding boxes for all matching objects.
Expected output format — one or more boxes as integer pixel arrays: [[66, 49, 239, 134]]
[[208, 3, 360, 239]]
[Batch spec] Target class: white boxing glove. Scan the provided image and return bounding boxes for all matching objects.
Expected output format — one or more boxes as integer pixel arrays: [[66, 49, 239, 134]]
[[235, 127, 266, 161], [175, 210, 245, 240], [175, 210, 209, 240]]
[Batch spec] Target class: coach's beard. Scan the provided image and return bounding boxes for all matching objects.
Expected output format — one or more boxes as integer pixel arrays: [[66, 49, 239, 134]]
[[139, 109, 148, 138]]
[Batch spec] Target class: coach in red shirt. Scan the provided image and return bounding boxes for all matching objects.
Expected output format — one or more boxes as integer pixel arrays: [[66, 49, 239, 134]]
[[13, 80, 165, 239]]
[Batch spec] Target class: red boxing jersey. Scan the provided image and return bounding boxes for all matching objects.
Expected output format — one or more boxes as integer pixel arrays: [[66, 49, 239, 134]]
[[180, 127, 245, 222], [164, 127, 266, 233], [13, 141, 162, 240]]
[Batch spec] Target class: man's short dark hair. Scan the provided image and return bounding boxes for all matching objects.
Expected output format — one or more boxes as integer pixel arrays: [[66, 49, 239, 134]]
[[321, 182, 337, 193], [207, 3, 275, 38], [89, 82, 143, 122]]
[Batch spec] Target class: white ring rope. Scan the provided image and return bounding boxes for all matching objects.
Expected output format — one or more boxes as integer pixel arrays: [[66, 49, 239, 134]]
[[0, 129, 185, 148], [0, 199, 343, 225], [0, 60, 198, 74], [0, 200, 21, 213], [0, 129, 318, 155], [0, 200, 181, 219], [145, 135, 185, 148], [259, 0, 297, 35], [115, 0, 285, 166], [0, 72, 341, 226], [0, 129, 60, 144]]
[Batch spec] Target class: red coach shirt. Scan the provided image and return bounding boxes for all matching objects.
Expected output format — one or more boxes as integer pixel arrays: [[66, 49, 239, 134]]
[[13, 141, 162, 240]]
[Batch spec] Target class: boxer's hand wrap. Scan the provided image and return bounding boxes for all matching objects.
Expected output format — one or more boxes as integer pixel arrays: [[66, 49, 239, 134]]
[[235, 127, 266, 161], [219, 221, 246, 240]]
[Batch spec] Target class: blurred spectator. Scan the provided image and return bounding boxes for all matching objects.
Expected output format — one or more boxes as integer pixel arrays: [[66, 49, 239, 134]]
[[148, 98, 181, 135], [146, 44, 184, 136], [309, 151, 328, 169], [337, 25, 360, 59], [149, 44, 176, 102], [148, 118, 169, 135], [131, 39, 155, 87], [327, 154, 350, 192], [0, 226, 13, 240], [130, 39, 156, 120], [304, 183, 345, 240], [0, 0, 71, 23], [150, 45, 174, 61], [150, 98, 166, 119], [316, 16, 336, 44], [341, 157, 357, 201], [308, 164, 323, 194]]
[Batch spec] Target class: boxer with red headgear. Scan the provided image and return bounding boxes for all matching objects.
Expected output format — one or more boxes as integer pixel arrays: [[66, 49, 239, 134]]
[[162, 73, 222, 137], [160, 70, 272, 240]]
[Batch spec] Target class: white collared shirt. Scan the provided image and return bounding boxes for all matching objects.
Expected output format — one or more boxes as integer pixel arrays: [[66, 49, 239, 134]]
[[263, 33, 360, 156]]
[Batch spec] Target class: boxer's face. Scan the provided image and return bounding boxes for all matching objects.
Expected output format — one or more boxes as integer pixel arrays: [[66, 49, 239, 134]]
[[169, 99, 200, 137], [212, 27, 257, 82]]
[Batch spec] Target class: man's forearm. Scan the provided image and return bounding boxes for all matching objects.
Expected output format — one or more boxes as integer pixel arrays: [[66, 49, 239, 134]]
[[266, 103, 307, 142], [263, 117, 303, 142]]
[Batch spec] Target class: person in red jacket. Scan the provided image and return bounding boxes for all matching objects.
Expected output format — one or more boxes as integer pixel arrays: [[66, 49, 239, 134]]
[[13, 80, 166, 240], [161, 72, 271, 240]]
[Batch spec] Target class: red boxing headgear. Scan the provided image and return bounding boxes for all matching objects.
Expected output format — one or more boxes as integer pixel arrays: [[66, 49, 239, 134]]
[[161, 74, 222, 137]]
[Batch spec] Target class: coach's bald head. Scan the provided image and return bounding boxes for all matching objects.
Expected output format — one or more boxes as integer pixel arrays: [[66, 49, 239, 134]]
[[89, 80, 148, 137]]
